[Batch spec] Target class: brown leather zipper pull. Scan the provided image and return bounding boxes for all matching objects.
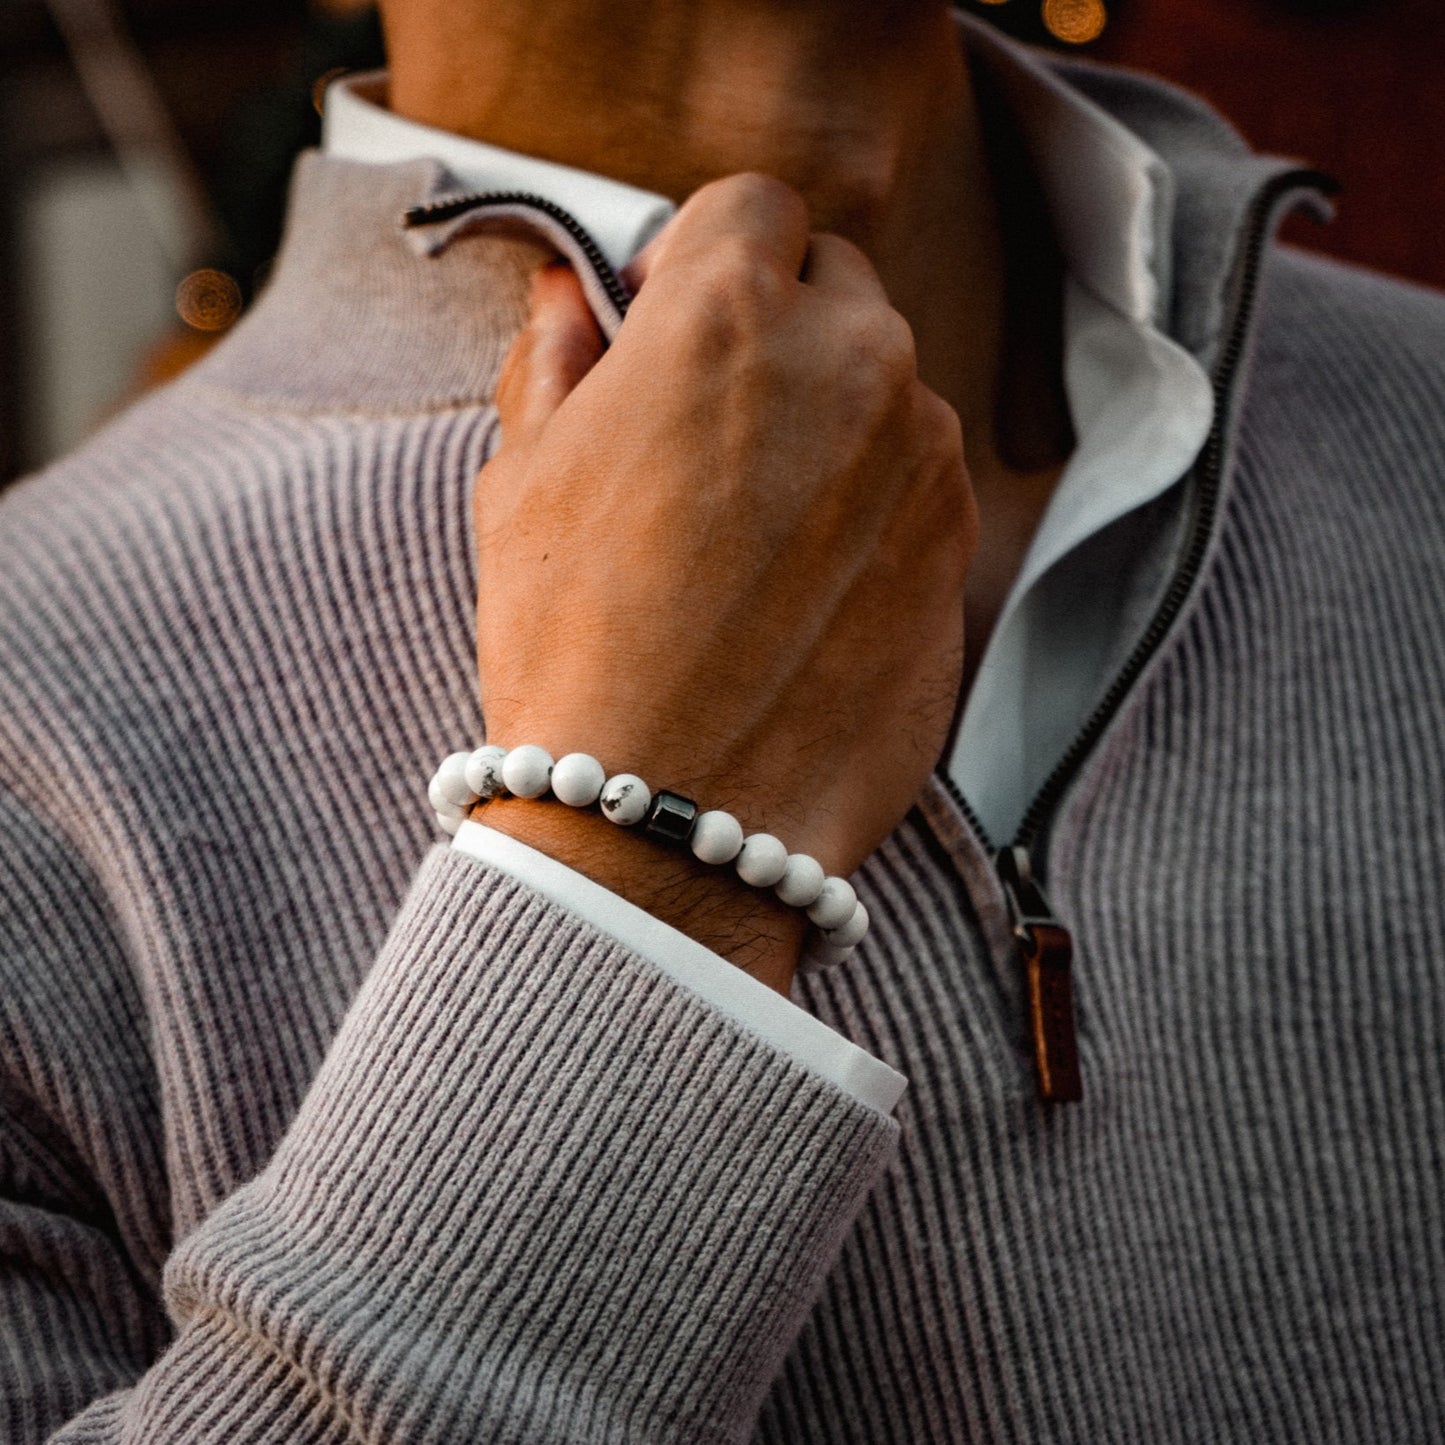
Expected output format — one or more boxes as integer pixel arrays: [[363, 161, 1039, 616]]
[[996, 846, 1083, 1103]]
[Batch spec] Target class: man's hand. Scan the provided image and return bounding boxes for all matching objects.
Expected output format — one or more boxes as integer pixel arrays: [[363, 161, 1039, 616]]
[[474, 173, 977, 993]]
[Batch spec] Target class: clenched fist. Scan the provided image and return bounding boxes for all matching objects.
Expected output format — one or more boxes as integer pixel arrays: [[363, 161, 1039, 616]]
[[475, 173, 977, 993]]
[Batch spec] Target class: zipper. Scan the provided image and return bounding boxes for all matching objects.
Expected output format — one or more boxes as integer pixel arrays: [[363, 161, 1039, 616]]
[[402, 189, 635, 319], [946, 167, 1337, 1103], [996, 845, 1082, 1101]]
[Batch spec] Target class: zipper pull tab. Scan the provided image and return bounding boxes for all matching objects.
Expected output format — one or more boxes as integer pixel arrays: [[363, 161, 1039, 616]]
[[996, 847, 1083, 1103]]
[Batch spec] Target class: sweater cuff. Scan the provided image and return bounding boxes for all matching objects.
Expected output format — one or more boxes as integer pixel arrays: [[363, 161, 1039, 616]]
[[161, 844, 900, 1444], [451, 820, 907, 1114]]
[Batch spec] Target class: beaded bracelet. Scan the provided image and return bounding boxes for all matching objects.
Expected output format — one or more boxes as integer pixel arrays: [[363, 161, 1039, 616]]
[[428, 744, 869, 957]]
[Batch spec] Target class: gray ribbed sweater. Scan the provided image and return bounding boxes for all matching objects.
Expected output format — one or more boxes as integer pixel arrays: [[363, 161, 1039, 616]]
[[2, 47, 1443, 1445]]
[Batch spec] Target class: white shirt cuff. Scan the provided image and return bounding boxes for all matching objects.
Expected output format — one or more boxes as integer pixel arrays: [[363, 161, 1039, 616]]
[[450, 820, 907, 1116]]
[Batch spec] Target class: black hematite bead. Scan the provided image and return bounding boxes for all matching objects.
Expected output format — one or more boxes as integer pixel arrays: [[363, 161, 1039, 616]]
[[644, 790, 699, 845]]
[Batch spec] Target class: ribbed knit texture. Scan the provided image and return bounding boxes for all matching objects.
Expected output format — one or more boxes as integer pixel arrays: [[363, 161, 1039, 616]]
[[2, 42, 1443, 1445]]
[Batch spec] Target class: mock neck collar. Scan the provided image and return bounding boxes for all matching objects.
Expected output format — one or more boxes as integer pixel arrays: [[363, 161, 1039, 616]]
[[1049, 48, 1333, 362], [187, 153, 536, 414], [322, 71, 675, 277], [320, 16, 1177, 331], [957, 13, 1173, 329], [188, 23, 1329, 415]]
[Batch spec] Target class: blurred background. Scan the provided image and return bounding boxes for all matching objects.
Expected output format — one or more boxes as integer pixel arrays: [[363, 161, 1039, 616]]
[[0, 0, 1439, 489]]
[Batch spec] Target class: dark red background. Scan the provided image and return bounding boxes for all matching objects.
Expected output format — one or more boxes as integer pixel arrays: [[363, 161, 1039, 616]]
[[1095, 0, 1443, 289]]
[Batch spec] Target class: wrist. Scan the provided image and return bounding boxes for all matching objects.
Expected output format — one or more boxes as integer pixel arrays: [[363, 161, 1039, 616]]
[[473, 795, 806, 994]]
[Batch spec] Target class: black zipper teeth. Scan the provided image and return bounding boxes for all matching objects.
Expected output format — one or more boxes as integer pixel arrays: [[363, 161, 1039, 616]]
[[403, 190, 633, 318], [943, 167, 1336, 865]]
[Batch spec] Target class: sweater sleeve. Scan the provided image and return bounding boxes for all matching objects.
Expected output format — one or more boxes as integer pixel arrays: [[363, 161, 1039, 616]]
[[449, 820, 907, 1113], [3, 838, 899, 1444]]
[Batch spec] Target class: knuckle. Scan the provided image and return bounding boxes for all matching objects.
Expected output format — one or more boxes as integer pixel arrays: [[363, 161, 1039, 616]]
[[806, 229, 867, 274], [855, 308, 917, 386], [679, 173, 810, 261], [696, 239, 788, 321], [712, 234, 782, 288], [708, 171, 808, 226], [825, 231, 870, 268], [919, 388, 964, 462], [882, 311, 920, 378]]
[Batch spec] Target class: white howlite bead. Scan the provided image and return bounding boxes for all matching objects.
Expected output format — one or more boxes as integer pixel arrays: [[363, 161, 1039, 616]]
[[691, 810, 744, 865], [433, 751, 479, 809], [464, 744, 509, 799], [501, 744, 554, 799], [599, 773, 651, 826], [435, 809, 464, 837], [807, 876, 858, 931], [551, 752, 606, 807], [823, 900, 870, 950], [775, 853, 826, 908], [736, 833, 789, 887]]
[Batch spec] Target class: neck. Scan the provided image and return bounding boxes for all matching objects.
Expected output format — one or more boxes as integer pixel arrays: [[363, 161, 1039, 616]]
[[381, 0, 1071, 478], [387, 3, 953, 223]]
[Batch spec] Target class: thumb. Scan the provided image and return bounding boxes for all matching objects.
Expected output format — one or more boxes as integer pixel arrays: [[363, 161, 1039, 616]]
[[494, 261, 606, 451]]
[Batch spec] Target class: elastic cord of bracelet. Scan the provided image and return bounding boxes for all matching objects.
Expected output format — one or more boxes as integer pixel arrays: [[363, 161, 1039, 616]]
[[427, 745, 870, 957]]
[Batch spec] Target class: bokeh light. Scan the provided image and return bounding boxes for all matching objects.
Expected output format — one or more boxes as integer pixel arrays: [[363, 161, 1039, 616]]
[[1042, 0, 1108, 44], [175, 269, 242, 332]]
